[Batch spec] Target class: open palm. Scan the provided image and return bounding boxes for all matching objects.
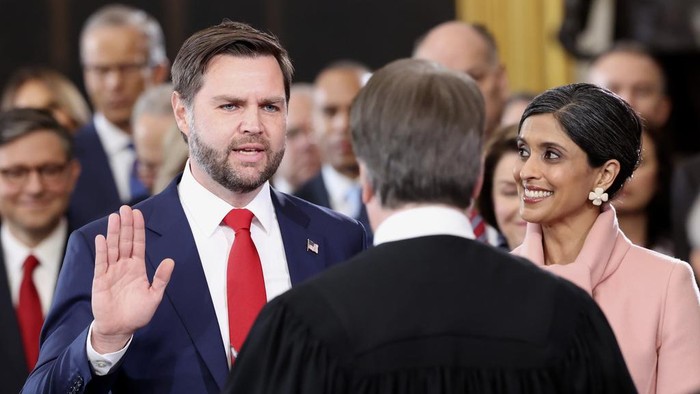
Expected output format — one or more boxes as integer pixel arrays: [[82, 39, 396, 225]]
[[91, 206, 175, 353]]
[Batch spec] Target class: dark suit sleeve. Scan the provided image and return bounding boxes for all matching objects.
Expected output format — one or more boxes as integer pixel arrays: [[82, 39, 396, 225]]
[[23, 228, 116, 393], [223, 295, 347, 394], [671, 162, 700, 261]]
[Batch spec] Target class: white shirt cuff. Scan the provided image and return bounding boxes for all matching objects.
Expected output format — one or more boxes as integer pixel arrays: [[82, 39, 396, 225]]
[[86, 321, 132, 376]]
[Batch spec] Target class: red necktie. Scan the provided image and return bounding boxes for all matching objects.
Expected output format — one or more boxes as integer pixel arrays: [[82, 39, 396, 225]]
[[16, 255, 43, 371], [468, 210, 488, 243], [223, 209, 266, 361]]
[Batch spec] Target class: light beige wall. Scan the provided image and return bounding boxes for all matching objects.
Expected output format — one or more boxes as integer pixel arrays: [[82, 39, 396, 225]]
[[456, 0, 576, 93]]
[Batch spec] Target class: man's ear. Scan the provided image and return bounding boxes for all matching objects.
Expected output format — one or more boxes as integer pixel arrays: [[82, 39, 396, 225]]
[[358, 161, 374, 205], [172, 91, 190, 139]]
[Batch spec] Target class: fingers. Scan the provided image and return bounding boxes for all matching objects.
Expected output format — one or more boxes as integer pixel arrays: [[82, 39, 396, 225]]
[[94, 234, 107, 277], [118, 205, 134, 260], [151, 258, 175, 294], [105, 212, 120, 265], [132, 209, 146, 262]]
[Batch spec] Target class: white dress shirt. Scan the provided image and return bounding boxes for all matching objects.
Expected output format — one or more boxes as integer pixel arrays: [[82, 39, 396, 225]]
[[3, 219, 67, 315], [321, 164, 361, 218], [373, 205, 475, 246], [93, 113, 136, 203], [87, 160, 291, 373], [178, 161, 291, 363]]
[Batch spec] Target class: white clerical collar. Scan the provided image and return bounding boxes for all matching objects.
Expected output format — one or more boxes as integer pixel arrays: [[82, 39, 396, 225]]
[[373, 205, 475, 246]]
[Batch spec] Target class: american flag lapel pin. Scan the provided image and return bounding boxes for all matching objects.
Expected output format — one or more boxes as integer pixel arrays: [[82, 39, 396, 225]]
[[306, 239, 319, 254]]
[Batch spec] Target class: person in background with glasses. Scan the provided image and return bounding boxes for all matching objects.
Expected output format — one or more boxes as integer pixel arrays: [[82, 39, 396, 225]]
[[0, 108, 80, 393], [68, 4, 169, 229]]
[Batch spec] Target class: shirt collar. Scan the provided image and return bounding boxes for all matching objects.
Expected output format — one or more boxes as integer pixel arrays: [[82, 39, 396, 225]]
[[2, 218, 67, 271], [178, 160, 275, 237], [373, 205, 475, 246], [93, 113, 131, 155], [321, 164, 358, 203]]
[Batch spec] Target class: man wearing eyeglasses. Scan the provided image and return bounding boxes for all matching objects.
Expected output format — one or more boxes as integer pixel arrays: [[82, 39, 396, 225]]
[[0, 108, 80, 393], [68, 4, 169, 229]]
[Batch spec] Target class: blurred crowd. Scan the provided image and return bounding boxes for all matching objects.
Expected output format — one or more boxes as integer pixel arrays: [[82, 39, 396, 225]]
[[1, 3, 698, 394]]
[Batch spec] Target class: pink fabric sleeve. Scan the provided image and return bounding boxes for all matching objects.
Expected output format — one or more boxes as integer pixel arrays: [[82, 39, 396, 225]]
[[656, 261, 700, 394]]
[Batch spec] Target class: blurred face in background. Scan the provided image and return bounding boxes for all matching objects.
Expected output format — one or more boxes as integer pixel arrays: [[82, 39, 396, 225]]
[[82, 25, 158, 131], [492, 151, 526, 249], [414, 22, 508, 136], [0, 130, 79, 245], [500, 98, 530, 127], [133, 113, 175, 193], [13, 79, 77, 132], [613, 131, 657, 214], [275, 88, 320, 191], [313, 68, 364, 179], [588, 52, 670, 130]]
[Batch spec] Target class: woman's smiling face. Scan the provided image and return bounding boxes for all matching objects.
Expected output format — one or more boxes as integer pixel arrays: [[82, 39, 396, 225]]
[[514, 113, 601, 226]]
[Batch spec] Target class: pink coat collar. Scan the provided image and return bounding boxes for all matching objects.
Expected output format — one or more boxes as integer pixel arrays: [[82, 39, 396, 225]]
[[513, 204, 632, 295]]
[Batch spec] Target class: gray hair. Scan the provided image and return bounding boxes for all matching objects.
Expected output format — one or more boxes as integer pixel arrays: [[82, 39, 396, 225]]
[[80, 4, 167, 66], [351, 58, 485, 209], [131, 83, 174, 123]]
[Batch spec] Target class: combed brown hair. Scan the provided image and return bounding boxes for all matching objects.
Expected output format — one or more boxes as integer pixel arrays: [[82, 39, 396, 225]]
[[171, 20, 293, 107]]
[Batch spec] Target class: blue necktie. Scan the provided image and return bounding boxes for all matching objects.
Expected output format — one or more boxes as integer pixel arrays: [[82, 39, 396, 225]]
[[128, 143, 148, 201]]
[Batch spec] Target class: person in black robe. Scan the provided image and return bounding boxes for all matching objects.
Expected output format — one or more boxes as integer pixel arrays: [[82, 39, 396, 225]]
[[223, 58, 636, 394]]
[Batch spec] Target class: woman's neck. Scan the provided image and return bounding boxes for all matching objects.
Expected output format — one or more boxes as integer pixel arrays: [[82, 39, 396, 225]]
[[616, 210, 648, 247], [541, 208, 600, 266]]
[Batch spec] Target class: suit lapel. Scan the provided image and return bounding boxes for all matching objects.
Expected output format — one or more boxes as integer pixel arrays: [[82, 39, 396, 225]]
[[142, 180, 229, 390], [75, 124, 120, 204], [0, 239, 29, 380], [312, 174, 332, 208], [271, 189, 328, 285]]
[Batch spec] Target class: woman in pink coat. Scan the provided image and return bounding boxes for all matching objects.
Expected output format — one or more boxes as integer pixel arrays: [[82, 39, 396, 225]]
[[512, 83, 700, 394]]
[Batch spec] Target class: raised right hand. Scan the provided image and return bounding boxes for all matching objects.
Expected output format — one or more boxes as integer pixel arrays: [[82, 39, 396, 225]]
[[91, 205, 175, 354]]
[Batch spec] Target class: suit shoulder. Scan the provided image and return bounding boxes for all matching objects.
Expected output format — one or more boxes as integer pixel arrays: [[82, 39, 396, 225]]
[[293, 174, 325, 201], [277, 191, 361, 228], [73, 123, 97, 143]]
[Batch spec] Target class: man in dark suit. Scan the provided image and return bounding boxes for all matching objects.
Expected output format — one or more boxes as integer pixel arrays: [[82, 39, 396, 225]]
[[0, 109, 80, 393], [23, 21, 366, 393], [294, 61, 372, 236], [68, 4, 169, 228], [224, 59, 636, 393]]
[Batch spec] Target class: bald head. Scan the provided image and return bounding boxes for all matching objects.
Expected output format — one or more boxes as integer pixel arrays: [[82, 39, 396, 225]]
[[414, 21, 508, 136]]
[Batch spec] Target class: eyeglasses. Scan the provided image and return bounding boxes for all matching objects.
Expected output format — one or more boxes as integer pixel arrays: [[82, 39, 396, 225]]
[[0, 163, 70, 187], [83, 62, 150, 78]]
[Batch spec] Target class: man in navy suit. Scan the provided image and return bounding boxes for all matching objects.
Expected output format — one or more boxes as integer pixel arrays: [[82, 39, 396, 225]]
[[68, 4, 170, 228], [0, 109, 80, 394], [23, 20, 366, 393]]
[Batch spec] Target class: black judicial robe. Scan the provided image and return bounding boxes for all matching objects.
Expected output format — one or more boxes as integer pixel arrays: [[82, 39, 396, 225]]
[[225, 235, 635, 394]]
